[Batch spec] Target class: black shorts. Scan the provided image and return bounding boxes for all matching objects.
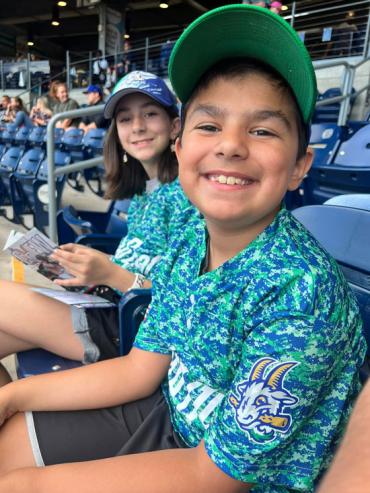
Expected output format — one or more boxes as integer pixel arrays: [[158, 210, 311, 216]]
[[26, 389, 186, 466]]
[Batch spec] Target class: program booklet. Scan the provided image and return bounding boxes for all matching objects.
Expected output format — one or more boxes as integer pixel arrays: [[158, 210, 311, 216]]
[[3, 228, 72, 281], [3, 228, 115, 308]]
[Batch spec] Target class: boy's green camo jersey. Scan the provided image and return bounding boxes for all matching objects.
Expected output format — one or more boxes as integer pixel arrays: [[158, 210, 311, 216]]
[[111, 178, 197, 279], [135, 207, 366, 492]]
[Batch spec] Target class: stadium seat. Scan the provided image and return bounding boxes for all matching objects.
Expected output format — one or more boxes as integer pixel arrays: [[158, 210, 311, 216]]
[[57, 199, 130, 253], [32, 150, 72, 232], [28, 126, 47, 148], [61, 127, 85, 162], [334, 124, 370, 167], [324, 194, 370, 210], [8, 148, 45, 224], [309, 123, 347, 167], [82, 127, 106, 196], [14, 126, 32, 148], [43, 127, 64, 149], [0, 146, 24, 214], [304, 166, 370, 205], [16, 289, 151, 378], [0, 123, 18, 146], [292, 204, 370, 375]]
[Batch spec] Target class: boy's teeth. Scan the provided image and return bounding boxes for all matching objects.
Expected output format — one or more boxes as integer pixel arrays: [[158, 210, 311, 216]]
[[210, 174, 249, 185]]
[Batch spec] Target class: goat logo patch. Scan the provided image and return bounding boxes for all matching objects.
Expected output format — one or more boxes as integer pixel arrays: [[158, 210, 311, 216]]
[[229, 358, 299, 443]]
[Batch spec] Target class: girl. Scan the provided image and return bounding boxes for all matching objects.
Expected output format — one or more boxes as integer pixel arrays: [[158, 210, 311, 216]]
[[3, 96, 33, 128], [29, 96, 53, 127], [0, 70, 184, 383]]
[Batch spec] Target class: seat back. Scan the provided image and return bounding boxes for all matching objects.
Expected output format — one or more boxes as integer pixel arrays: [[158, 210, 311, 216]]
[[83, 128, 106, 157], [28, 126, 47, 148], [309, 123, 346, 167], [305, 166, 370, 205], [0, 146, 23, 174], [14, 126, 32, 147], [43, 127, 64, 148], [334, 124, 370, 168], [118, 289, 152, 355], [292, 204, 370, 357], [15, 148, 45, 178], [0, 123, 18, 145], [37, 150, 72, 181]]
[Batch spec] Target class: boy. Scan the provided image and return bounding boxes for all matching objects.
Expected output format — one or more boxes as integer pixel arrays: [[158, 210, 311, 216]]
[[0, 5, 365, 493]]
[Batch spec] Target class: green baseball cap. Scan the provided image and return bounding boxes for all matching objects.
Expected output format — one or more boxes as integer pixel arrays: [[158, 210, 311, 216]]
[[168, 4, 317, 124]]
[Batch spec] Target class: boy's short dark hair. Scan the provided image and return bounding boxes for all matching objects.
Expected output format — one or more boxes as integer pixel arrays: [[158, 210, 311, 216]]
[[179, 57, 308, 159]]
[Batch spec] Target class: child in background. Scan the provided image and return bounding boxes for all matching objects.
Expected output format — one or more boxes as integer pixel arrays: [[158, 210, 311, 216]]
[[0, 71, 189, 381], [30, 96, 53, 127], [0, 5, 365, 493]]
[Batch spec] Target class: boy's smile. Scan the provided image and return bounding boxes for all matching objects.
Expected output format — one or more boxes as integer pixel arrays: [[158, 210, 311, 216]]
[[176, 74, 313, 245]]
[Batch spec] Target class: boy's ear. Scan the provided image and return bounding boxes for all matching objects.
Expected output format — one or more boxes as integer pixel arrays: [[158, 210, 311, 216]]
[[175, 136, 182, 161], [170, 117, 181, 141], [287, 146, 315, 191]]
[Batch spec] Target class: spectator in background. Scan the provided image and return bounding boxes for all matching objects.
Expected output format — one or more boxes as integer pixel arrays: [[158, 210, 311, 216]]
[[270, 1, 283, 14], [92, 49, 108, 86], [29, 96, 53, 127], [54, 82, 80, 130], [2, 96, 33, 128], [242, 0, 270, 7], [116, 40, 133, 79], [0, 95, 11, 123], [79, 84, 109, 133], [45, 80, 61, 112], [159, 40, 175, 77]]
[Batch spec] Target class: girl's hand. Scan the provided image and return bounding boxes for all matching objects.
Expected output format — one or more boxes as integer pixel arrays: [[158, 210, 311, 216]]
[[50, 244, 115, 287]]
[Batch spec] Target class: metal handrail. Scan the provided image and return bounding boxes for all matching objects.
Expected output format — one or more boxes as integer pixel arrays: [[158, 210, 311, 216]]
[[46, 103, 105, 242]]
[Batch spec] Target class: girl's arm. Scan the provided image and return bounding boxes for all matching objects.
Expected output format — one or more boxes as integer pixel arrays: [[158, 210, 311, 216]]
[[50, 244, 151, 291], [0, 441, 250, 493], [317, 381, 370, 493], [0, 348, 169, 426]]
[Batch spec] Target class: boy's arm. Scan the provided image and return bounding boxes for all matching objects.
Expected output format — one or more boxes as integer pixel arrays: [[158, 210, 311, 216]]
[[1, 441, 250, 493], [318, 380, 370, 493], [0, 348, 169, 421]]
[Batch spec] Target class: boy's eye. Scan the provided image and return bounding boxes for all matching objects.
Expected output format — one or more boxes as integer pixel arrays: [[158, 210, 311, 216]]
[[251, 128, 276, 137], [197, 124, 219, 132]]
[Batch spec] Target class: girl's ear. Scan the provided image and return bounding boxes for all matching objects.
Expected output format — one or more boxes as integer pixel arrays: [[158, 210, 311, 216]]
[[287, 146, 314, 191], [170, 117, 181, 141]]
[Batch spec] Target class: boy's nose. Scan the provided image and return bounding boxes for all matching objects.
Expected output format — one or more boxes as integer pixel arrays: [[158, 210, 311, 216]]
[[215, 127, 248, 160]]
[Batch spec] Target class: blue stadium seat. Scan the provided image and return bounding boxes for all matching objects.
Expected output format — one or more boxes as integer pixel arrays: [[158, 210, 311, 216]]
[[82, 128, 107, 196], [334, 124, 370, 167], [8, 148, 45, 223], [304, 166, 370, 205], [0, 146, 24, 214], [16, 289, 151, 378], [0, 123, 18, 146], [28, 126, 47, 148], [324, 194, 370, 210], [43, 127, 65, 148], [32, 150, 72, 232], [14, 126, 32, 148], [118, 289, 152, 355], [292, 204, 370, 374], [57, 199, 130, 253], [61, 127, 85, 162], [309, 123, 347, 167]]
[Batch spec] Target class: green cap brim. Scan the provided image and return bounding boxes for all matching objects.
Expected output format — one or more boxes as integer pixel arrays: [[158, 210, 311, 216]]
[[168, 4, 317, 124]]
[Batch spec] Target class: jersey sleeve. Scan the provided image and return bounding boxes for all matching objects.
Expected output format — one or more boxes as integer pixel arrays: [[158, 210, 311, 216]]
[[203, 310, 364, 490]]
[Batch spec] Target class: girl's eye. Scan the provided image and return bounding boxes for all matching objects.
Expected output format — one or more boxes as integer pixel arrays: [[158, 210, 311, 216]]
[[144, 111, 158, 118], [118, 116, 131, 123]]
